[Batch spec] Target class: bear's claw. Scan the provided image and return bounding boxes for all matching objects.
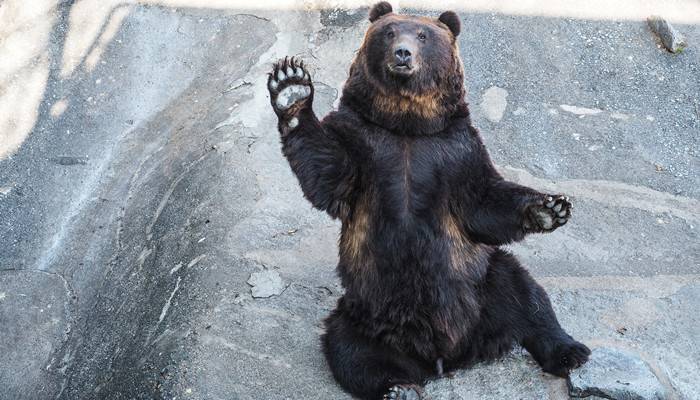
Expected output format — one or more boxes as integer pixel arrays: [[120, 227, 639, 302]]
[[383, 384, 422, 400], [268, 57, 312, 115], [545, 195, 571, 224], [528, 195, 572, 232]]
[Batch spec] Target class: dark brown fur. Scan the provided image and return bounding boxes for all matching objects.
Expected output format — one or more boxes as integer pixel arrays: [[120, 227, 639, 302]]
[[342, 12, 467, 135]]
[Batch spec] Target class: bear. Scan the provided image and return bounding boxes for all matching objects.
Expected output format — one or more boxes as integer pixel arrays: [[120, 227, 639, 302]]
[[267, 2, 590, 399]]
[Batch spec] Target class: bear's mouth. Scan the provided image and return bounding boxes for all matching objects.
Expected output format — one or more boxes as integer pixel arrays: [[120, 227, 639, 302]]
[[389, 62, 414, 75]]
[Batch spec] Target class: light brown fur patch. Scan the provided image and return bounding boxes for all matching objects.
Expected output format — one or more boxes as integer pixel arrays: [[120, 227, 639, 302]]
[[340, 194, 375, 275], [373, 91, 446, 119], [442, 209, 487, 273]]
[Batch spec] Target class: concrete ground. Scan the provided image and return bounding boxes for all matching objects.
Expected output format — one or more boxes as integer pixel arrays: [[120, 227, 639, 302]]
[[0, 1, 698, 399]]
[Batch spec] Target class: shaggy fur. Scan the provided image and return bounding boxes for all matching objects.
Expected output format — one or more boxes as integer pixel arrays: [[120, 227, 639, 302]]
[[267, 3, 590, 399]]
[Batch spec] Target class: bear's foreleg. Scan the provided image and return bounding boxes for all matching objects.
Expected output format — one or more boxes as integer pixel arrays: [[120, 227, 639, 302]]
[[322, 306, 429, 400], [268, 58, 357, 219], [465, 179, 572, 246]]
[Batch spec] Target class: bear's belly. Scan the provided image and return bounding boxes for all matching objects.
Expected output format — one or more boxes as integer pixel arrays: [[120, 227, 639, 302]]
[[346, 270, 482, 360], [339, 219, 486, 360]]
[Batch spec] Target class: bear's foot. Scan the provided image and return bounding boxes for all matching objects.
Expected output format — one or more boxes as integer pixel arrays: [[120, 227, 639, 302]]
[[527, 195, 572, 232], [268, 57, 312, 129], [540, 340, 591, 377], [383, 384, 421, 400]]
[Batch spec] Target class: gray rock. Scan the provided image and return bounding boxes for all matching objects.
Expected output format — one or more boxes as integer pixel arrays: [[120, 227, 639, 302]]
[[647, 16, 688, 53], [247, 269, 285, 298], [569, 346, 666, 400]]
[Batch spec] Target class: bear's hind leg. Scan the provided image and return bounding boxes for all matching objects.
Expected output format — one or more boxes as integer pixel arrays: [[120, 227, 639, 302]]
[[322, 308, 428, 400], [521, 300, 591, 378], [475, 249, 590, 377]]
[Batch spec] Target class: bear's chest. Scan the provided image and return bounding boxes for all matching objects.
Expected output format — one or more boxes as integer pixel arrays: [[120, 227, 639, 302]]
[[361, 132, 474, 218]]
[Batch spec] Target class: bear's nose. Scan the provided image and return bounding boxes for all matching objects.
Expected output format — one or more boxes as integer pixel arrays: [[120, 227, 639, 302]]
[[394, 45, 412, 64]]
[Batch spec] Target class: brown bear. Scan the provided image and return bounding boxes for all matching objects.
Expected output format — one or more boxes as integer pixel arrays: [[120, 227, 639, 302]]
[[267, 2, 590, 399]]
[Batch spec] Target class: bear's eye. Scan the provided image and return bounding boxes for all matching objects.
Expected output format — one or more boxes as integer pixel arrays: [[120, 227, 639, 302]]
[[418, 33, 427, 41], [387, 31, 395, 38]]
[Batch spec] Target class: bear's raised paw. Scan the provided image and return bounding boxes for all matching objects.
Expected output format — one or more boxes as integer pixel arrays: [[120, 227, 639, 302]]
[[527, 195, 572, 232], [268, 57, 313, 126]]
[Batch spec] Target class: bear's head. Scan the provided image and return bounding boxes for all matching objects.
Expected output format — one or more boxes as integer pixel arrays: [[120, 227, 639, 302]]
[[341, 2, 467, 135]]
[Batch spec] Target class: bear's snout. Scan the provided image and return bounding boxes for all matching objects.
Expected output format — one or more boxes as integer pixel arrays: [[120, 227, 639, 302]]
[[389, 40, 419, 74], [394, 45, 412, 64]]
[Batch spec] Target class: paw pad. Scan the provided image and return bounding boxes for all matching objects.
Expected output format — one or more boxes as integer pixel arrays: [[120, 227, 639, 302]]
[[276, 85, 311, 110], [529, 195, 572, 232], [268, 56, 312, 111], [544, 195, 571, 225]]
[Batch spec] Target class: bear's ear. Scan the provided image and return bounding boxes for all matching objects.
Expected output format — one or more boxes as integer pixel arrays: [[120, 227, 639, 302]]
[[438, 11, 461, 37], [369, 2, 393, 23]]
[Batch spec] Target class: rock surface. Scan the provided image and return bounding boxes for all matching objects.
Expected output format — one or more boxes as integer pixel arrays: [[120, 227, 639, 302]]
[[570, 347, 666, 400], [1, 1, 699, 399]]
